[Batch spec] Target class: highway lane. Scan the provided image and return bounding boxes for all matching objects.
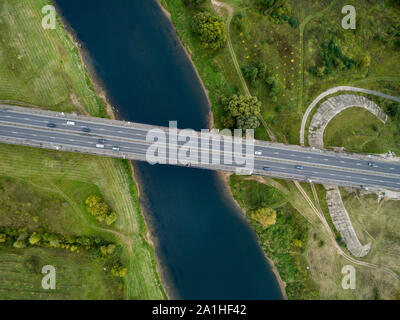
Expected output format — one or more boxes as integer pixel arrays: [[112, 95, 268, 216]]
[[1, 107, 400, 177], [0, 123, 399, 190]]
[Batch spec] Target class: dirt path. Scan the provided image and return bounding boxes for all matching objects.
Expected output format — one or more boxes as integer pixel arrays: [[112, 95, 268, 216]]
[[211, 0, 277, 142], [211, 0, 248, 96]]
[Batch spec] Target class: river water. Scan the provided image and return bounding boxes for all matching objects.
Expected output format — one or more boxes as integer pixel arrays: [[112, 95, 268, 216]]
[[55, 0, 283, 299]]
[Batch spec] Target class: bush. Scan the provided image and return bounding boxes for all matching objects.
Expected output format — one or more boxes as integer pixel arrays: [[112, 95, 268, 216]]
[[85, 195, 118, 225], [288, 17, 298, 28]]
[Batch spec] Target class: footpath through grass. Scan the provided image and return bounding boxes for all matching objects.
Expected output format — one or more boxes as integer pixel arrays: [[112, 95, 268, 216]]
[[0, 0, 165, 299]]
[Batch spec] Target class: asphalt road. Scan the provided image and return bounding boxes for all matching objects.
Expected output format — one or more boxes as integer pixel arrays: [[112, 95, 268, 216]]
[[0, 107, 400, 191]]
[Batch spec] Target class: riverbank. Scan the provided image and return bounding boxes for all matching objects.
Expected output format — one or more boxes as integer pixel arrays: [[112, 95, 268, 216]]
[[159, 0, 287, 299], [52, 0, 167, 299], [218, 172, 288, 299], [156, 0, 214, 130]]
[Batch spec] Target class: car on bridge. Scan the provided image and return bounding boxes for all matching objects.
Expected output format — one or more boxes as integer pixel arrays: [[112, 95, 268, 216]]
[[66, 121, 75, 126], [81, 127, 91, 133], [47, 123, 56, 128], [295, 165, 304, 170], [263, 167, 271, 171], [255, 151, 262, 156], [368, 162, 377, 167], [96, 144, 104, 149], [98, 139, 106, 144], [112, 146, 120, 151]]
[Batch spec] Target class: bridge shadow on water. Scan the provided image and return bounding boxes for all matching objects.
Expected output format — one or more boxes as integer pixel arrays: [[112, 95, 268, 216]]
[[55, 0, 283, 299]]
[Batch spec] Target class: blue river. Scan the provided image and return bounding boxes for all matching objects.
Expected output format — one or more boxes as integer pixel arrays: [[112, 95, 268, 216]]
[[55, 0, 283, 299]]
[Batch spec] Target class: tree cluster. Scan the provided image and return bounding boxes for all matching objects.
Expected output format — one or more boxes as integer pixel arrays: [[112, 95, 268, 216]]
[[183, 0, 206, 7], [222, 94, 261, 130], [85, 195, 117, 226], [0, 226, 117, 258], [254, 0, 297, 27], [191, 11, 226, 50], [309, 40, 356, 78], [242, 62, 267, 84]]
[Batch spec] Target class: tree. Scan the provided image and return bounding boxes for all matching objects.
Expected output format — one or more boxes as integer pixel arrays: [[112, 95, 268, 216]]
[[223, 94, 261, 130], [111, 264, 127, 278], [251, 207, 277, 229], [13, 239, 26, 249], [242, 66, 258, 83], [288, 17, 298, 28], [266, 76, 282, 97], [0, 233, 6, 243], [257, 62, 267, 80], [236, 115, 260, 130], [224, 94, 261, 118], [358, 55, 370, 68], [100, 244, 116, 256], [85, 195, 118, 225], [29, 232, 42, 245], [105, 212, 118, 226], [387, 103, 400, 118], [192, 12, 226, 49], [220, 115, 235, 129]]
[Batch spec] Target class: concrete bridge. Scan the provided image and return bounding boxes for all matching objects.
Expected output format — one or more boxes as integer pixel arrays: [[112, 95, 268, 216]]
[[0, 104, 400, 192]]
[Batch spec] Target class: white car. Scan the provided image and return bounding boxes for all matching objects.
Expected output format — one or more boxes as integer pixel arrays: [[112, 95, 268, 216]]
[[96, 144, 104, 148], [66, 121, 75, 125], [254, 151, 262, 156], [112, 146, 120, 151]]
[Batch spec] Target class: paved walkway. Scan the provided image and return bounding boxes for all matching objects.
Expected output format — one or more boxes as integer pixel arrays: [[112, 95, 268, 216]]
[[326, 187, 371, 257], [300, 86, 400, 146], [308, 94, 387, 148]]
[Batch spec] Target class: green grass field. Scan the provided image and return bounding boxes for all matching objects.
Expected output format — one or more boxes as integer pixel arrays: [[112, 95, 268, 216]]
[[0, 0, 165, 299], [324, 107, 400, 154], [0, 247, 123, 300]]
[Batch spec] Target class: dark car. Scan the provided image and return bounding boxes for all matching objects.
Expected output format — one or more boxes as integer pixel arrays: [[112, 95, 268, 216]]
[[98, 139, 106, 144], [368, 162, 376, 167], [81, 127, 91, 133], [295, 165, 304, 170], [263, 167, 271, 171], [47, 123, 56, 128]]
